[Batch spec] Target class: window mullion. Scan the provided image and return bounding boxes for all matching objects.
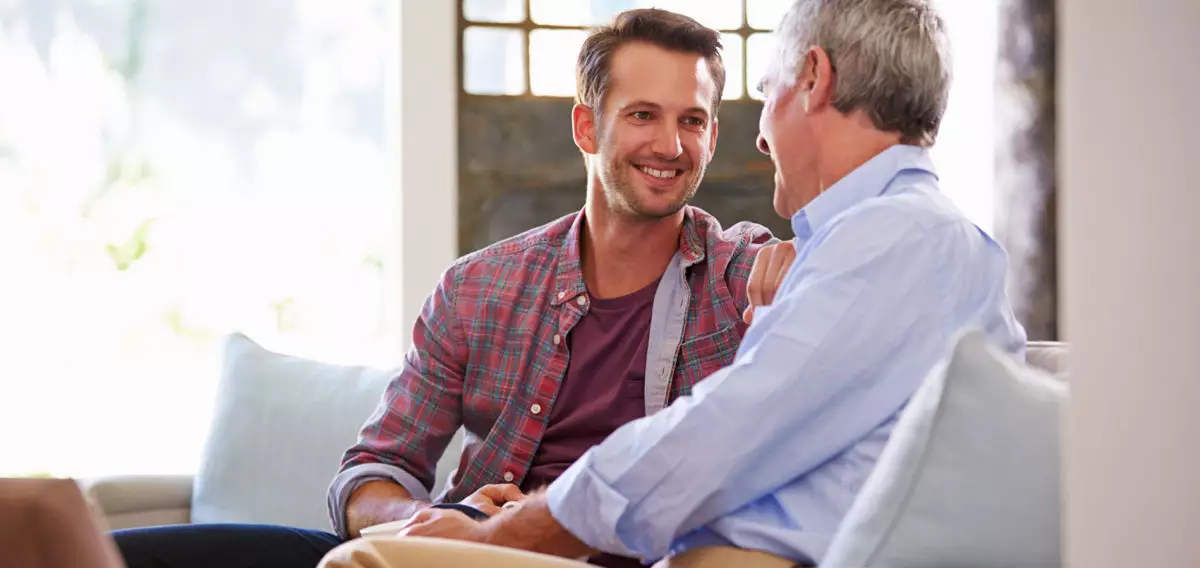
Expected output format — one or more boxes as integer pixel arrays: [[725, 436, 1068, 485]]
[[523, 0, 532, 95]]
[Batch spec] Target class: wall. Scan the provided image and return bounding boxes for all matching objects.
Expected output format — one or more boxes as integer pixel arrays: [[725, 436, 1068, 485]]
[[393, 1, 458, 350], [457, 97, 792, 254], [1061, 0, 1200, 564]]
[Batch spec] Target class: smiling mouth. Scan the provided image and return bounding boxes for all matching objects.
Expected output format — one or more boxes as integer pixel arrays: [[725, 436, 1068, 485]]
[[635, 164, 683, 179]]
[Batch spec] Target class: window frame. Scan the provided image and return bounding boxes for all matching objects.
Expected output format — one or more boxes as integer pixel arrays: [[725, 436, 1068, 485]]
[[457, 0, 775, 101]]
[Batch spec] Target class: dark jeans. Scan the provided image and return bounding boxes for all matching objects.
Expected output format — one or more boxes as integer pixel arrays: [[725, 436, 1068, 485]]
[[112, 523, 343, 568]]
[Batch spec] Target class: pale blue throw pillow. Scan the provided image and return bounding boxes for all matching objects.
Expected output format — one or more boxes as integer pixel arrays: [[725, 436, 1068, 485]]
[[191, 333, 394, 531], [822, 330, 1067, 567]]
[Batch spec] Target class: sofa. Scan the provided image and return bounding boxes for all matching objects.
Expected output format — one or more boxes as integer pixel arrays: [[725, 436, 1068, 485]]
[[84, 333, 1069, 556], [83, 333, 463, 533]]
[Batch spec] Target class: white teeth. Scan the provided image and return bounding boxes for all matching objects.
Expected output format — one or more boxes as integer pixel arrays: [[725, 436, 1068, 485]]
[[637, 165, 678, 179]]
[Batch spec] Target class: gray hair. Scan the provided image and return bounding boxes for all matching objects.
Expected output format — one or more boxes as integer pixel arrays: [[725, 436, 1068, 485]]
[[773, 0, 951, 146]]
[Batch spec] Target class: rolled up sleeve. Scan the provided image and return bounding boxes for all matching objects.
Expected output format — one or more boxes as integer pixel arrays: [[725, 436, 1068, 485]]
[[327, 264, 468, 537]]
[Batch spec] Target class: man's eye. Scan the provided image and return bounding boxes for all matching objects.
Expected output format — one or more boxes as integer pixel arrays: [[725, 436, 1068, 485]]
[[683, 117, 705, 127], [632, 111, 651, 120]]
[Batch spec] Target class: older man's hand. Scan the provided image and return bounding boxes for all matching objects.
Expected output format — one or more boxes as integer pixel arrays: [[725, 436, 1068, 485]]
[[745, 240, 797, 324], [394, 483, 524, 544], [396, 507, 488, 542]]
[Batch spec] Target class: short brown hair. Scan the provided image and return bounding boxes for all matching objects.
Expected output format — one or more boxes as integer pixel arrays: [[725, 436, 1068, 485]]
[[576, 9, 727, 118]]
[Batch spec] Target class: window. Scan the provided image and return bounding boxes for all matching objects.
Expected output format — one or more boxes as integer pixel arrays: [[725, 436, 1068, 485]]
[[0, 0, 399, 476], [460, 0, 793, 100], [928, 0, 999, 233]]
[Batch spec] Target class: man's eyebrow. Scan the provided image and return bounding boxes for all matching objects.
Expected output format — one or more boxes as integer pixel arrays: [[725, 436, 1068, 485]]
[[618, 100, 663, 112], [618, 101, 710, 118]]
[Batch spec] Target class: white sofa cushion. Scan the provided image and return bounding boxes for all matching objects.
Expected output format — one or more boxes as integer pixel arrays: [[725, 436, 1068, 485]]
[[822, 330, 1067, 567], [191, 333, 393, 531]]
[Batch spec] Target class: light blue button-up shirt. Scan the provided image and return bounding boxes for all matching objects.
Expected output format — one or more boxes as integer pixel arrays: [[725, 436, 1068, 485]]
[[545, 145, 1027, 564]]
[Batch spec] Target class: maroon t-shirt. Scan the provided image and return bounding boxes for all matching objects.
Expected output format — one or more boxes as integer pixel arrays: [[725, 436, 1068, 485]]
[[523, 277, 659, 490], [523, 277, 659, 568]]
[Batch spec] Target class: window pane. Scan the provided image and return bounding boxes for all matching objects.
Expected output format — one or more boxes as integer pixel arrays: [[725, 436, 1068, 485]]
[[0, 0, 397, 476], [463, 0, 525, 23], [747, 32, 776, 100], [721, 33, 744, 100], [464, 26, 526, 95], [528, 30, 742, 100], [531, 0, 609, 26], [929, 0, 999, 232], [531, 0, 742, 30], [748, 0, 794, 30], [530, 29, 588, 97], [633, 0, 743, 30]]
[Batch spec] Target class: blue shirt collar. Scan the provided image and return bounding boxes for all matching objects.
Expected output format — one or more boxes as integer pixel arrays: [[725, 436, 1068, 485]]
[[790, 144, 937, 239]]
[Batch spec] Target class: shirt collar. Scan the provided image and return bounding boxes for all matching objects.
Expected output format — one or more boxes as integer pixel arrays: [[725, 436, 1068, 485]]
[[552, 206, 706, 306], [790, 144, 937, 239]]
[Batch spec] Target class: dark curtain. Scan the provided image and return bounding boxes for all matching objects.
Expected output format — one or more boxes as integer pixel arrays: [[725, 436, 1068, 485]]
[[996, 0, 1058, 341]]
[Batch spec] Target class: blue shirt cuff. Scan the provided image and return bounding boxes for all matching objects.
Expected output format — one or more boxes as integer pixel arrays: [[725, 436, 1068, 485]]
[[546, 450, 640, 558]]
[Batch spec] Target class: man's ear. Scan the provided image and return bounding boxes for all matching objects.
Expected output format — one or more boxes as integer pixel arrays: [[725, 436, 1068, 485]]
[[803, 46, 836, 113], [572, 103, 599, 154]]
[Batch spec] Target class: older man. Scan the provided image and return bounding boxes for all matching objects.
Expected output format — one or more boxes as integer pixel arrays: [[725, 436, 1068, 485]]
[[320, 0, 1027, 567]]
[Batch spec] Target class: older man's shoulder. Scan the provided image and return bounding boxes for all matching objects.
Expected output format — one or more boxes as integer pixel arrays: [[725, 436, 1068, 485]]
[[846, 185, 974, 234]]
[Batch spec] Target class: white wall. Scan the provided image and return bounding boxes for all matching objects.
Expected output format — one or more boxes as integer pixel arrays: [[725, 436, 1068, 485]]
[[1061, 0, 1200, 565], [390, 0, 458, 351]]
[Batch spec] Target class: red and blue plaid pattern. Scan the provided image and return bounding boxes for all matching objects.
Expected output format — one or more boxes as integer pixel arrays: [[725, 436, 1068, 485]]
[[339, 206, 772, 503]]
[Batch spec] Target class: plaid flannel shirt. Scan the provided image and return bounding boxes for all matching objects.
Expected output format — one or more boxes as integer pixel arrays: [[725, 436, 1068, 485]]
[[328, 206, 774, 537]]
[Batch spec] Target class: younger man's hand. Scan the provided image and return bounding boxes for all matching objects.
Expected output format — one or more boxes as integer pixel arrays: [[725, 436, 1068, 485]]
[[460, 483, 525, 516], [745, 240, 797, 324]]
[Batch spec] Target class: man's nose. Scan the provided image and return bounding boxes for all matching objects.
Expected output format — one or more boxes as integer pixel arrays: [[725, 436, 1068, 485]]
[[651, 122, 683, 159], [756, 134, 771, 156]]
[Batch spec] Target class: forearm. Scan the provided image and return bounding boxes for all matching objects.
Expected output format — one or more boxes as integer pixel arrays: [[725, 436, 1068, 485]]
[[483, 492, 595, 559], [345, 480, 430, 538], [336, 266, 468, 539]]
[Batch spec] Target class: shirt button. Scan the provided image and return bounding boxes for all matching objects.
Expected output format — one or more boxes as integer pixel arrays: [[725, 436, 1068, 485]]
[[503, 471, 515, 483], [557, 291, 565, 300], [531, 403, 543, 415], [553, 334, 561, 345], [577, 296, 587, 306]]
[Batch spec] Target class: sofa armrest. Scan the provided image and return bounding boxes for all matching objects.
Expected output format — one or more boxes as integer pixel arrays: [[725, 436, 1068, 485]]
[[79, 475, 194, 530]]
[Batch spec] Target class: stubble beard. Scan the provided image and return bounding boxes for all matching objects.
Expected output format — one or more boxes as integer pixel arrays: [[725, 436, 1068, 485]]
[[595, 132, 705, 221]]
